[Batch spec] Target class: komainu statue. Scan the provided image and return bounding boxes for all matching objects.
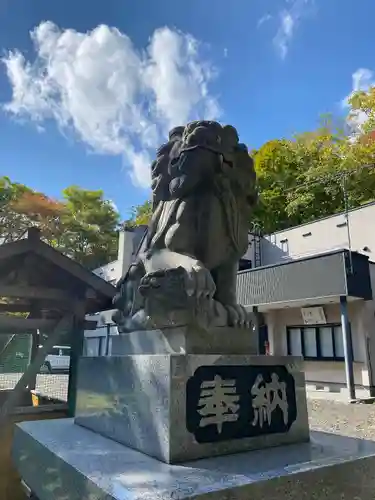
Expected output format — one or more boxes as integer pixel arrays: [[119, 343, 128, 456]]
[[112, 120, 258, 332]]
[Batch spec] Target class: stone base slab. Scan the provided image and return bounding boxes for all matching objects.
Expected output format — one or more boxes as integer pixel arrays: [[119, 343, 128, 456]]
[[12, 418, 375, 500], [74, 354, 309, 464]]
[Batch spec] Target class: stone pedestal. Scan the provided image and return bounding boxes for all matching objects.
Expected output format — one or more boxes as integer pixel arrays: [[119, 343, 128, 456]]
[[75, 350, 309, 464], [110, 325, 258, 355], [11, 327, 375, 499]]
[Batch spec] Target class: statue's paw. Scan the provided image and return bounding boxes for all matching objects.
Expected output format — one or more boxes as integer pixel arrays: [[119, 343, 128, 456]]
[[138, 268, 188, 309], [224, 303, 253, 329], [185, 264, 216, 300]]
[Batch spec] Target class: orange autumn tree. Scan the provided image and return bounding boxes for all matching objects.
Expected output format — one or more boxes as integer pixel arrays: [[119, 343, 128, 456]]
[[11, 189, 66, 244], [10, 191, 66, 244], [0, 176, 60, 243], [0, 177, 66, 244], [1, 177, 121, 269]]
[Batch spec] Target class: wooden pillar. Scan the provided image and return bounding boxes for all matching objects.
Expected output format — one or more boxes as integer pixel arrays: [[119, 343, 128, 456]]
[[26, 305, 40, 392], [105, 323, 111, 356], [67, 302, 86, 417], [27, 304, 40, 391], [27, 330, 39, 391]]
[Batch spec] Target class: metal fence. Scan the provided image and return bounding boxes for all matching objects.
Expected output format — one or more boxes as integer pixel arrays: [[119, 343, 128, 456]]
[[0, 332, 70, 409], [83, 324, 116, 357], [0, 319, 119, 416]]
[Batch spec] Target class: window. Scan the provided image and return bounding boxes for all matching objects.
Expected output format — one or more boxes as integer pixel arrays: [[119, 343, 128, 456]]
[[333, 326, 345, 358], [319, 326, 334, 357], [304, 327, 317, 357], [288, 328, 302, 356], [287, 324, 347, 361], [239, 258, 252, 271], [48, 346, 71, 356], [49, 347, 60, 356]]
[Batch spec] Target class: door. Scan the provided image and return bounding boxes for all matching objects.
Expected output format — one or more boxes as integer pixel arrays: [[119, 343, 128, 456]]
[[258, 325, 269, 355]]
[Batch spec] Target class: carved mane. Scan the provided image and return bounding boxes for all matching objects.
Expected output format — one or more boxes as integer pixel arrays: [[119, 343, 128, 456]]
[[146, 120, 257, 259]]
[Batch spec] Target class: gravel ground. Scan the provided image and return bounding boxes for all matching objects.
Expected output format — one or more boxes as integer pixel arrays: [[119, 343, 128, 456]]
[[308, 399, 375, 440]]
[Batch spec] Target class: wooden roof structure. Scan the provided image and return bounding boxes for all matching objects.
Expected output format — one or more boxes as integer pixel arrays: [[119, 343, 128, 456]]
[[0, 227, 116, 333]]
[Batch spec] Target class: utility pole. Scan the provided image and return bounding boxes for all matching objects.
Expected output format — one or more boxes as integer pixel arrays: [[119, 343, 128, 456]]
[[340, 172, 353, 274]]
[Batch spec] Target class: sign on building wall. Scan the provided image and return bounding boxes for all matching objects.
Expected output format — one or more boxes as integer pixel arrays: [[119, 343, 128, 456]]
[[301, 306, 327, 325]]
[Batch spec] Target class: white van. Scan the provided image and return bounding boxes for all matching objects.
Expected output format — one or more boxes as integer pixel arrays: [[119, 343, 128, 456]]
[[40, 345, 71, 374]]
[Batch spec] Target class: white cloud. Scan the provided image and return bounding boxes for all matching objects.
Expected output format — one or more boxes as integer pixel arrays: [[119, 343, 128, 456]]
[[257, 14, 272, 28], [342, 68, 374, 107], [342, 68, 375, 134], [351, 68, 375, 92], [274, 11, 294, 59], [2, 22, 220, 188], [273, 0, 314, 60], [108, 199, 119, 213]]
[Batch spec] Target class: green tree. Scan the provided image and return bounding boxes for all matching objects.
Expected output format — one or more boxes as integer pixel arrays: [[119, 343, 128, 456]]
[[344, 87, 375, 204], [348, 87, 375, 134], [252, 113, 375, 234], [0, 176, 27, 242], [0, 178, 121, 270], [124, 199, 152, 228], [284, 122, 347, 222], [59, 186, 120, 270], [252, 139, 305, 233]]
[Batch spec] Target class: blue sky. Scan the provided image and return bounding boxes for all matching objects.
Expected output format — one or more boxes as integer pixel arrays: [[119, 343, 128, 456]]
[[0, 0, 374, 219]]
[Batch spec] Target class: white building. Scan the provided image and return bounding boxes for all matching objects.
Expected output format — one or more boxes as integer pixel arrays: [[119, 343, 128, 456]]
[[92, 226, 146, 285], [238, 202, 375, 400]]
